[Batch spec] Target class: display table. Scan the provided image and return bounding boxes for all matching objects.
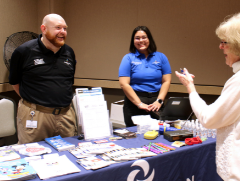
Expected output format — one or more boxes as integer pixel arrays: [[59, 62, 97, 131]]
[[23, 127, 222, 181]]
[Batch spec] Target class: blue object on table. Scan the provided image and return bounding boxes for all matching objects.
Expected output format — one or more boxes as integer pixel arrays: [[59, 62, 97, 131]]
[[159, 125, 180, 135]]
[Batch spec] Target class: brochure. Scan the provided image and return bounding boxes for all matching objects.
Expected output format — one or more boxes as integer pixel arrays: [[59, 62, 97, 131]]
[[19, 146, 52, 157], [76, 156, 110, 170], [0, 149, 21, 162], [30, 154, 81, 180], [69, 147, 96, 159], [0, 158, 36, 180], [104, 148, 157, 161], [45, 135, 75, 152], [75, 87, 113, 141], [99, 154, 124, 164], [11, 145, 26, 152], [78, 142, 123, 154]]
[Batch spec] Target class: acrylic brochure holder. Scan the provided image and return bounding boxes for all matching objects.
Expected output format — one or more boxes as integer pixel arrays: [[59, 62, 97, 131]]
[[75, 87, 113, 141]]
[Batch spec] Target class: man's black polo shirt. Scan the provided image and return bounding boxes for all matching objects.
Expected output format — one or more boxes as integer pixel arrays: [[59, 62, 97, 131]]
[[9, 34, 76, 108]]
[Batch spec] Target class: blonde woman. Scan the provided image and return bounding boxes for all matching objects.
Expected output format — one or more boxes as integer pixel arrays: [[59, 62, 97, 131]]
[[176, 13, 240, 181]]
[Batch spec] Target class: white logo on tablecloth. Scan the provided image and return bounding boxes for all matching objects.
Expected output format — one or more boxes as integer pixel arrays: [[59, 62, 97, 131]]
[[127, 159, 155, 181]]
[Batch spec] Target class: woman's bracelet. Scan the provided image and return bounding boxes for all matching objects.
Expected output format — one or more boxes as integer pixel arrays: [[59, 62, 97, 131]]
[[138, 102, 143, 108]]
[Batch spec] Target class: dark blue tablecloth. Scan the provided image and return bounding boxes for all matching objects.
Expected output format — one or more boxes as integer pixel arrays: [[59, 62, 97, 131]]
[[26, 127, 222, 181]]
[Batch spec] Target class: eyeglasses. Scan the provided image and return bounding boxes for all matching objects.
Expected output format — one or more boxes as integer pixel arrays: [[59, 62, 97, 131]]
[[134, 36, 148, 41], [220, 41, 228, 45]]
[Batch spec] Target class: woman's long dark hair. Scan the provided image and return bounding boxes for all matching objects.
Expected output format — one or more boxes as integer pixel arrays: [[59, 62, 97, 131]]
[[129, 26, 157, 54]]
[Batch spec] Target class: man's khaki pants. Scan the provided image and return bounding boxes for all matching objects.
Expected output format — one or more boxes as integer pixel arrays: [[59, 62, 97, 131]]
[[17, 99, 77, 144]]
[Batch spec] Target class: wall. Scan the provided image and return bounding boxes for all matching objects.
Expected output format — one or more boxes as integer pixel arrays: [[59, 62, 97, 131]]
[[1, 0, 231, 144], [2, 1, 240, 93], [0, 0, 236, 112], [65, 0, 240, 88], [0, 0, 38, 91]]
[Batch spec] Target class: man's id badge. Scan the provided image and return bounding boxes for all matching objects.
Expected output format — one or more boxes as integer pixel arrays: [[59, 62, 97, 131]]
[[26, 111, 37, 128], [26, 120, 38, 128]]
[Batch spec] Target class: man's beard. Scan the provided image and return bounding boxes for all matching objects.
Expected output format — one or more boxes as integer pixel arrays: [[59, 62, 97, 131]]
[[45, 31, 66, 47]]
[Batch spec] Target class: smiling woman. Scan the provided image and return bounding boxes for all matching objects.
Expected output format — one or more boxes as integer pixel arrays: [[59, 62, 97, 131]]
[[133, 31, 150, 57], [118, 26, 172, 127]]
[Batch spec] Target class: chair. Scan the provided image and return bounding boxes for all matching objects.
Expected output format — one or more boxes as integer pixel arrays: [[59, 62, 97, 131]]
[[0, 95, 17, 138]]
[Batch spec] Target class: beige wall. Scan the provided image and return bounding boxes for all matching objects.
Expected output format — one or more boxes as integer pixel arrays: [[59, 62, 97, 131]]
[[0, 0, 65, 92], [1, 0, 240, 94], [0, 0, 38, 84], [65, 0, 240, 87]]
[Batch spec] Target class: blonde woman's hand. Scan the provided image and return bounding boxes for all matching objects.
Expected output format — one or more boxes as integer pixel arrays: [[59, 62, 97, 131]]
[[175, 68, 196, 94]]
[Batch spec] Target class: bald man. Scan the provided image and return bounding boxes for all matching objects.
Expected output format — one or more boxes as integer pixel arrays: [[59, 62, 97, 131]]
[[9, 14, 77, 144]]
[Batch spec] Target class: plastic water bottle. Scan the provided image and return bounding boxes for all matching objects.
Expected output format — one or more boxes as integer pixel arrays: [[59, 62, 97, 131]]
[[187, 121, 191, 131], [192, 123, 196, 137], [207, 129, 212, 137], [199, 127, 204, 138], [203, 128, 208, 138], [181, 121, 186, 130], [196, 125, 200, 137], [212, 129, 217, 138], [195, 119, 199, 126], [187, 122, 192, 132]]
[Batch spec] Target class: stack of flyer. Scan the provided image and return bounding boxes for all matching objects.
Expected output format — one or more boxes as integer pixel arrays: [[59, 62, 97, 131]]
[[0, 148, 21, 162], [76, 156, 111, 170], [19, 143, 52, 157], [30, 154, 80, 180], [78, 142, 123, 154], [69, 147, 96, 159], [45, 135, 75, 152], [0, 158, 36, 180], [69, 142, 123, 158], [75, 87, 113, 141], [104, 148, 157, 161], [99, 154, 124, 164]]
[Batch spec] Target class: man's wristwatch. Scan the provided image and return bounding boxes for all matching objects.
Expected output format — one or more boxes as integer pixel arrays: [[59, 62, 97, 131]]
[[157, 99, 163, 105]]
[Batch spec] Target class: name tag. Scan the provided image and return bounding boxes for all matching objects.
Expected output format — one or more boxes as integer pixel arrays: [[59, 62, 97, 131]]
[[26, 120, 38, 128]]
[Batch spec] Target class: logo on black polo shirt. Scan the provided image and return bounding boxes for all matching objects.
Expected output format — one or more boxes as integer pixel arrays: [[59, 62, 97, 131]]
[[64, 59, 71, 66], [34, 59, 45, 65]]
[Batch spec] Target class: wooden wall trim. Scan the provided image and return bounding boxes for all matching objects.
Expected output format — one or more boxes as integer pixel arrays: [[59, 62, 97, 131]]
[[74, 79, 120, 89], [169, 84, 222, 95], [0, 83, 14, 92], [73, 79, 223, 95], [0, 79, 223, 95]]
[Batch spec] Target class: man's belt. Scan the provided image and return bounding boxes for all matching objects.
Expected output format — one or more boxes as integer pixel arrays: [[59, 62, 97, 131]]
[[135, 91, 159, 98], [22, 100, 70, 115]]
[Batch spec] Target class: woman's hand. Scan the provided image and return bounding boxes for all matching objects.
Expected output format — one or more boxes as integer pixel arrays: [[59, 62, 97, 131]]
[[138, 102, 151, 112], [175, 68, 196, 94], [148, 101, 162, 112]]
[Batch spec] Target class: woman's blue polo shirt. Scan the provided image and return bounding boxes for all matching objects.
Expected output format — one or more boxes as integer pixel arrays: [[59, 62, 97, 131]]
[[119, 50, 171, 92]]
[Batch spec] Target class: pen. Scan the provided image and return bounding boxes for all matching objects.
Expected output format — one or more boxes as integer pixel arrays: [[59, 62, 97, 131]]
[[143, 146, 159, 154], [180, 68, 184, 73], [180, 68, 186, 75], [148, 142, 152, 151], [155, 143, 176, 151]]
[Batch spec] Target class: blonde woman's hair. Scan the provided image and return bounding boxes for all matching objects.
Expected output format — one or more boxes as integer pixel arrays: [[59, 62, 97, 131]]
[[216, 13, 240, 57]]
